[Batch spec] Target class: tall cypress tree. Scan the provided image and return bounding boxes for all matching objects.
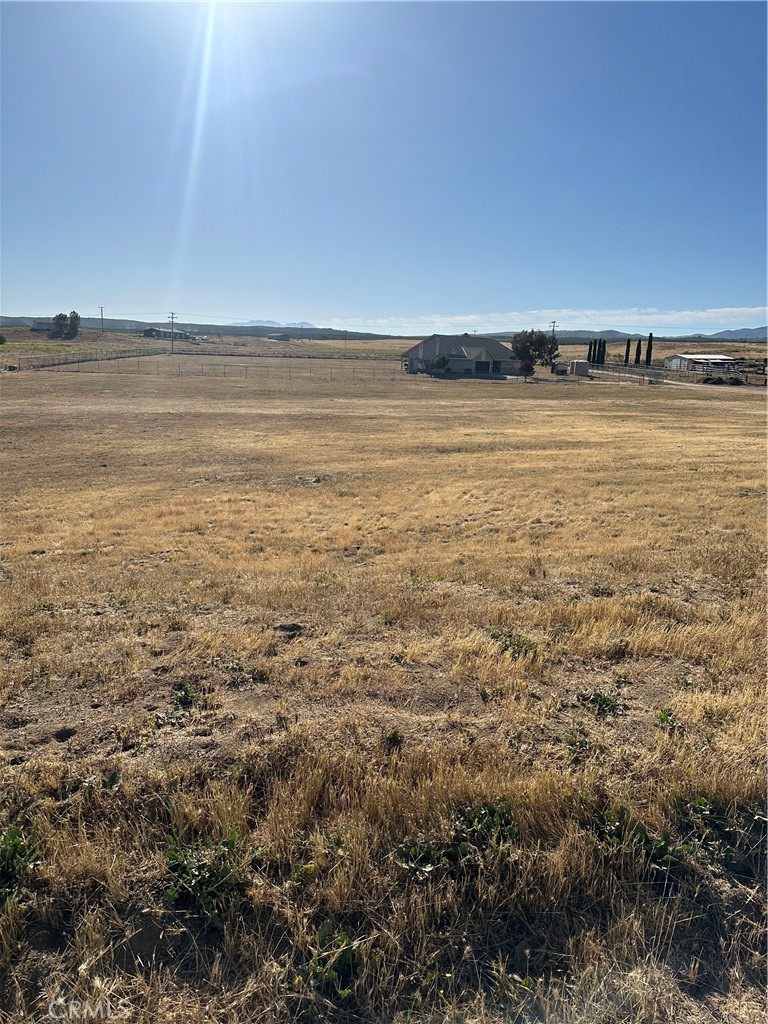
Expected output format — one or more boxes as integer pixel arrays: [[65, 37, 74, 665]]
[[624, 338, 631, 365], [645, 332, 654, 366], [587, 340, 594, 362], [634, 338, 642, 365]]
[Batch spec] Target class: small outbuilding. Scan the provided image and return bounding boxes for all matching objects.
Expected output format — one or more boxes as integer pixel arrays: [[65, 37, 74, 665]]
[[402, 335, 521, 376], [568, 359, 591, 377], [664, 353, 744, 373], [31, 320, 57, 332]]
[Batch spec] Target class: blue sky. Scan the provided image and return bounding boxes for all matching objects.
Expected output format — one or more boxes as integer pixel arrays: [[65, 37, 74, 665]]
[[2, 1, 766, 335]]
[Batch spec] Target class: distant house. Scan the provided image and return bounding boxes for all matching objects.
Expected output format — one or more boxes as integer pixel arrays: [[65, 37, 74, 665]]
[[143, 327, 192, 340], [31, 320, 57, 332], [267, 333, 291, 342], [402, 335, 521, 376]]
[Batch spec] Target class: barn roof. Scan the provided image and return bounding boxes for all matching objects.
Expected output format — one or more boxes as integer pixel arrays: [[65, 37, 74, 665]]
[[677, 354, 734, 361], [402, 335, 515, 360]]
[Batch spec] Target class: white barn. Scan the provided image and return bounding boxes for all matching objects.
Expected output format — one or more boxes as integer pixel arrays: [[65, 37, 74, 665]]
[[664, 353, 746, 373]]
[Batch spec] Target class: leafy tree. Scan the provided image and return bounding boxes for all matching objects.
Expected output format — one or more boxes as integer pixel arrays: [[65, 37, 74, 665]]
[[511, 330, 558, 370], [68, 310, 81, 337], [541, 332, 559, 367], [52, 313, 68, 336], [624, 338, 631, 365], [0, 334, 6, 346], [634, 338, 642, 365]]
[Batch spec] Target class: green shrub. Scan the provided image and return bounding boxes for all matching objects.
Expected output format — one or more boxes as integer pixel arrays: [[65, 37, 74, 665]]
[[172, 680, 197, 708], [299, 920, 366, 999], [593, 807, 691, 872], [577, 688, 626, 717], [487, 627, 538, 658], [0, 827, 38, 906], [395, 797, 517, 879], [165, 830, 242, 922]]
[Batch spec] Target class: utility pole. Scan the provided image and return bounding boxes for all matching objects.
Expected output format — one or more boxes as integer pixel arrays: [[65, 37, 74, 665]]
[[549, 321, 558, 372], [99, 306, 105, 333], [168, 312, 176, 354]]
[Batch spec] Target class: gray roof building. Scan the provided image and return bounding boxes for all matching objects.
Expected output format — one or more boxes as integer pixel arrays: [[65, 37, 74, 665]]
[[402, 334, 522, 376]]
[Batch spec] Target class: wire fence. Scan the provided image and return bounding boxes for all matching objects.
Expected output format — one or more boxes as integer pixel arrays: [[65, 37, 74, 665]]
[[169, 341, 397, 362], [42, 356, 404, 383], [6, 347, 167, 371]]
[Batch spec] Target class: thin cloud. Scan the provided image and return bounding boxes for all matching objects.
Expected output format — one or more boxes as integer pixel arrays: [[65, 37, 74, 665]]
[[322, 306, 767, 335]]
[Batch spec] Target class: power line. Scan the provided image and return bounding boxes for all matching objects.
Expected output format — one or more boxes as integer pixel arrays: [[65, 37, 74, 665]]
[[168, 312, 176, 353]]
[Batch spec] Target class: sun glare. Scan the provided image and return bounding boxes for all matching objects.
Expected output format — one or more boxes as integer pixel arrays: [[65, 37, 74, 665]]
[[168, 2, 217, 303]]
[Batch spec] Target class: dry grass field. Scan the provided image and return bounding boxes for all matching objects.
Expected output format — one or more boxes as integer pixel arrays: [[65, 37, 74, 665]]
[[0, 366, 765, 1023], [3, 324, 765, 368], [0, 327, 410, 365]]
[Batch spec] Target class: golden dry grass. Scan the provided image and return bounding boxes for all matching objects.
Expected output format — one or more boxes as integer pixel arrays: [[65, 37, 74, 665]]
[[0, 367, 765, 1023]]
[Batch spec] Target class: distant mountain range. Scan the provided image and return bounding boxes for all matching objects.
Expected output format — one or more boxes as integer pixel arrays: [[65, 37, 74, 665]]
[[0, 314, 765, 343], [495, 327, 768, 342], [710, 327, 767, 340], [229, 320, 316, 329]]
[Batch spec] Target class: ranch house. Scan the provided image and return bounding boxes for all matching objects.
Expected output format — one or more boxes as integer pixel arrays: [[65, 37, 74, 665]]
[[403, 335, 521, 376]]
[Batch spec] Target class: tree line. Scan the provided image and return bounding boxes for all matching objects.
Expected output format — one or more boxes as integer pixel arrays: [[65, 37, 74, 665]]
[[587, 334, 654, 367]]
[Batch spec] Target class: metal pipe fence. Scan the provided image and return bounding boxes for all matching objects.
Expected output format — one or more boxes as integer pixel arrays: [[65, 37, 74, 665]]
[[588, 362, 766, 386]]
